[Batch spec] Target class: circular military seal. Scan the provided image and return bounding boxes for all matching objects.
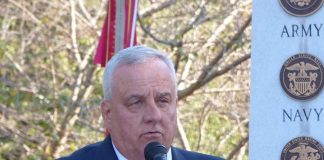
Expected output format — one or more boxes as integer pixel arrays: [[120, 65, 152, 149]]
[[280, 53, 324, 100], [279, 0, 324, 16], [281, 136, 324, 160]]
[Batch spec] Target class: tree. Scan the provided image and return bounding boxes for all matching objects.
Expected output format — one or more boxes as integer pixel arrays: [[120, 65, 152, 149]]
[[0, 0, 251, 159]]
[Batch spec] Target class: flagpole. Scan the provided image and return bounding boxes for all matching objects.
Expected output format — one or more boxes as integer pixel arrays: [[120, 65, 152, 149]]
[[130, 0, 138, 46]]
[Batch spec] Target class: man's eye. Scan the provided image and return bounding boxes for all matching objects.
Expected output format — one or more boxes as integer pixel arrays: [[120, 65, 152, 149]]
[[127, 100, 143, 111], [157, 97, 170, 104], [132, 100, 143, 105]]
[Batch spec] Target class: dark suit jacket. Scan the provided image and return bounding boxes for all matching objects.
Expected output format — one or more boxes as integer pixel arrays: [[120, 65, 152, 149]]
[[57, 136, 224, 160]]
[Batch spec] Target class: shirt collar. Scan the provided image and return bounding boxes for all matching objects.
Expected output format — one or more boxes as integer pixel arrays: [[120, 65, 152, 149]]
[[112, 141, 172, 160]]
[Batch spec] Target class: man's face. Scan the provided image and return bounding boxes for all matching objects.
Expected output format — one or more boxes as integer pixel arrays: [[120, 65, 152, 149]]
[[101, 58, 177, 160]]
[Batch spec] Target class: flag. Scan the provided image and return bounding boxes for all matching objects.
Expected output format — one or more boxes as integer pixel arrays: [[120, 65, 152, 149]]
[[94, 0, 139, 67]]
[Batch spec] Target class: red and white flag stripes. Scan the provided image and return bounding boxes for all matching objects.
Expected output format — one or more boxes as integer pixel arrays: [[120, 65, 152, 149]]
[[94, 0, 138, 67]]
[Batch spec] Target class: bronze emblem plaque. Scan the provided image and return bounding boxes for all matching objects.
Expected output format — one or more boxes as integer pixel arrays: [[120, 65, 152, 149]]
[[280, 53, 324, 100], [281, 136, 324, 160], [279, 0, 324, 16]]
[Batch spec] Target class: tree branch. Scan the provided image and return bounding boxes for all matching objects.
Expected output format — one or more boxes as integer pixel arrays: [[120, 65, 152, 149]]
[[139, 0, 176, 18], [70, 0, 82, 64], [227, 135, 248, 160], [177, 117, 191, 151], [8, 0, 43, 26], [176, 0, 207, 37], [138, 15, 181, 46], [178, 15, 251, 100], [77, 0, 93, 25]]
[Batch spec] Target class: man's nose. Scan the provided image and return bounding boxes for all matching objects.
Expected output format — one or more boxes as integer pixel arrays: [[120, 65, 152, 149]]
[[143, 99, 162, 123]]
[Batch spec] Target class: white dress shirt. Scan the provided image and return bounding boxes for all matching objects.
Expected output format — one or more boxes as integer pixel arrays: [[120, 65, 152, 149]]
[[112, 141, 172, 160]]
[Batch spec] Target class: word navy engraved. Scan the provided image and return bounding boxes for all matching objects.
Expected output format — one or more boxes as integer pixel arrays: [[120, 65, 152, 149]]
[[283, 107, 323, 122]]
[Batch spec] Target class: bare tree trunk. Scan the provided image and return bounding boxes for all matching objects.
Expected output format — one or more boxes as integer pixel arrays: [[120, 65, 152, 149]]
[[177, 117, 191, 151]]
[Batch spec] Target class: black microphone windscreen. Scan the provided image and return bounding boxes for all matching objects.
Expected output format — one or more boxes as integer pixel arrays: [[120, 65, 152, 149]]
[[144, 142, 167, 160]]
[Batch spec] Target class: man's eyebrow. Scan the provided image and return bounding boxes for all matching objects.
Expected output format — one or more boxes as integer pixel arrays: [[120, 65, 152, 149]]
[[155, 92, 172, 97], [126, 94, 145, 100]]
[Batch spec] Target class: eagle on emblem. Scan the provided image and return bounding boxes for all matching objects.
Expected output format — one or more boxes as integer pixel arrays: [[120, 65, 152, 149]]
[[290, 0, 312, 6], [286, 62, 319, 76], [289, 144, 321, 160], [285, 61, 320, 96]]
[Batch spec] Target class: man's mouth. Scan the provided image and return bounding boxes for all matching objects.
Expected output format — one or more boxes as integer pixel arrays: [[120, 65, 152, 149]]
[[142, 131, 162, 139]]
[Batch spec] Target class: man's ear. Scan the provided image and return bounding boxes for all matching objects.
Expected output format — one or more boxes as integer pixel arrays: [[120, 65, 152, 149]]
[[101, 100, 112, 128]]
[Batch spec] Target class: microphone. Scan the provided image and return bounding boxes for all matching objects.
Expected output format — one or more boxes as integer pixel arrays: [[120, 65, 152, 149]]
[[144, 142, 167, 160]]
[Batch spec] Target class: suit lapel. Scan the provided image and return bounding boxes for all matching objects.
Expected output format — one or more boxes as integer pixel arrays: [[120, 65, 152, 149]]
[[171, 147, 186, 160], [96, 136, 119, 160]]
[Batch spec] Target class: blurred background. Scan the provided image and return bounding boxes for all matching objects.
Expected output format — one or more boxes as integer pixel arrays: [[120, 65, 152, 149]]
[[0, 0, 251, 159]]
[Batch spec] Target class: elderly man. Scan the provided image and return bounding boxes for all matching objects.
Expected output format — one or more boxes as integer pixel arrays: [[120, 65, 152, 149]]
[[58, 46, 223, 160]]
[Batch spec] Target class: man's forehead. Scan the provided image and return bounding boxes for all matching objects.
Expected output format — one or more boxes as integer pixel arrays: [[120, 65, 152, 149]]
[[113, 60, 174, 81], [110, 59, 177, 95]]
